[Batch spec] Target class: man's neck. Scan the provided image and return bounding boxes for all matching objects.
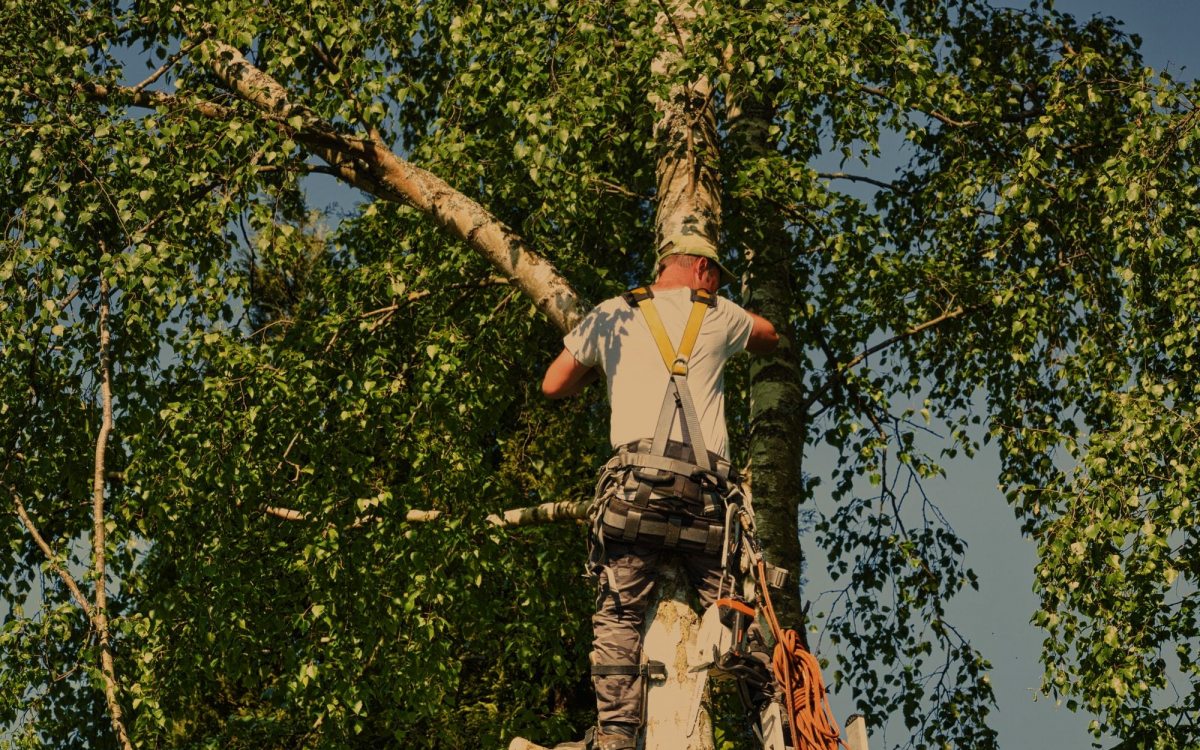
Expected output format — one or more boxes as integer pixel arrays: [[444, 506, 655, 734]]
[[649, 269, 694, 291]]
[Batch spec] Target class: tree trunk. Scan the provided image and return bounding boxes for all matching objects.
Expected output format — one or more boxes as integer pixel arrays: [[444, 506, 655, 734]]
[[640, 2, 722, 748], [650, 1, 722, 252], [727, 93, 808, 629]]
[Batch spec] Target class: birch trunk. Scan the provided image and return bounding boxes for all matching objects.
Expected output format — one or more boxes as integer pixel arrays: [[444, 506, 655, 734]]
[[650, 1, 722, 251], [641, 2, 722, 748], [727, 93, 808, 629]]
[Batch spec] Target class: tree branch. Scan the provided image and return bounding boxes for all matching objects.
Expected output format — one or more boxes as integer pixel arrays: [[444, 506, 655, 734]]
[[80, 82, 233, 120], [131, 34, 209, 93], [91, 273, 134, 750], [10, 490, 95, 620], [263, 506, 443, 526], [485, 500, 591, 527], [263, 499, 592, 529], [840, 304, 973, 371], [858, 84, 976, 128], [818, 171, 901, 192], [197, 40, 583, 333]]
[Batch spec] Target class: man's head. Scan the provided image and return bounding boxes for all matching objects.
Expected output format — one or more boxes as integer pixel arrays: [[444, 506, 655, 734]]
[[654, 233, 736, 292]]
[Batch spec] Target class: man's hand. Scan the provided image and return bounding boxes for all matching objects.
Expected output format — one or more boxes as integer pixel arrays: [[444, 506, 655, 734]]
[[542, 348, 599, 399]]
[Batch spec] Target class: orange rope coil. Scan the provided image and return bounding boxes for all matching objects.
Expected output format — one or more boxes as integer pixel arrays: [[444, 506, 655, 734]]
[[757, 560, 847, 750]]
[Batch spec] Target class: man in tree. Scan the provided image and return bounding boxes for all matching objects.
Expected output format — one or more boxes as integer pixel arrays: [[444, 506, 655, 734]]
[[542, 233, 779, 749]]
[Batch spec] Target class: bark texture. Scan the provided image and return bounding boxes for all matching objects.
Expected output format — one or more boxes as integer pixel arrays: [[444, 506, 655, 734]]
[[727, 94, 808, 629], [642, 3, 721, 748], [650, 1, 722, 253]]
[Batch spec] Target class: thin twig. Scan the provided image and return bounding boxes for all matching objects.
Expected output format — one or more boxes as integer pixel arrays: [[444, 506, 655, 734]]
[[10, 490, 95, 620], [817, 171, 900, 192], [858, 84, 975, 128], [841, 305, 973, 371], [131, 35, 209, 93]]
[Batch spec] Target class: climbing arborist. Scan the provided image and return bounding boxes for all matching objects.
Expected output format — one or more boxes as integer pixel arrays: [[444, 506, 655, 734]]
[[541, 230, 779, 750]]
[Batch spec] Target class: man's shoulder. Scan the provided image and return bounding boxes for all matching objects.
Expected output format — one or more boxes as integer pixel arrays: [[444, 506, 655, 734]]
[[569, 293, 639, 336]]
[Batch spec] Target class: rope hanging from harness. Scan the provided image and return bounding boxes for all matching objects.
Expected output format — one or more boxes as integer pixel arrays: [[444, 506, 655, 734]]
[[754, 557, 847, 750]]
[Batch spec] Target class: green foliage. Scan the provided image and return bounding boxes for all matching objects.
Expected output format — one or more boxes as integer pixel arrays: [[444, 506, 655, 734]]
[[1, 0, 1198, 748]]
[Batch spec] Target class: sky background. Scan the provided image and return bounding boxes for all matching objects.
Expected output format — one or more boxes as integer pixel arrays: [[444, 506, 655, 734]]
[[803, 2, 1198, 748]]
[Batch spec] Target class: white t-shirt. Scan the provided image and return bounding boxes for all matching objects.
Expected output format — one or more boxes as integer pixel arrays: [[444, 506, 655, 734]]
[[563, 287, 754, 458]]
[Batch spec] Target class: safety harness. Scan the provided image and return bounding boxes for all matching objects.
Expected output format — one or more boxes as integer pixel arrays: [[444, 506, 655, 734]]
[[588, 286, 730, 565]]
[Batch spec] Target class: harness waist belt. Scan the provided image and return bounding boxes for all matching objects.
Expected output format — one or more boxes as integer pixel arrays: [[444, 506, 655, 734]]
[[618, 439, 732, 482], [601, 505, 724, 556]]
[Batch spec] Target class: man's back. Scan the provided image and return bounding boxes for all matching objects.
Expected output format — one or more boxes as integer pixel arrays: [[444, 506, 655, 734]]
[[562, 287, 753, 459]]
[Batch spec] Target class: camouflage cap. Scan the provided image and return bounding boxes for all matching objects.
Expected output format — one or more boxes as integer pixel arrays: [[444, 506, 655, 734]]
[[655, 231, 736, 286]]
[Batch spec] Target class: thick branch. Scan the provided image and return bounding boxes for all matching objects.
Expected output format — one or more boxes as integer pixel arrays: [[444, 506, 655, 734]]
[[263, 500, 590, 529], [263, 506, 442, 525], [198, 40, 582, 333], [92, 275, 134, 750], [486, 500, 591, 527]]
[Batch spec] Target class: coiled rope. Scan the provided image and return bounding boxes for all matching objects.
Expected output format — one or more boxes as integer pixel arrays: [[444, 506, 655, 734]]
[[756, 559, 847, 750]]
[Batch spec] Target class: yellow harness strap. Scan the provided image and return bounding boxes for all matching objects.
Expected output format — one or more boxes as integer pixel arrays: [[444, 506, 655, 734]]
[[626, 287, 714, 375]]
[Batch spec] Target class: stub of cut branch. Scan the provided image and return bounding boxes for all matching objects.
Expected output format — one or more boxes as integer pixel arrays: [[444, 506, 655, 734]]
[[485, 500, 592, 527], [263, 501, 589, 529]]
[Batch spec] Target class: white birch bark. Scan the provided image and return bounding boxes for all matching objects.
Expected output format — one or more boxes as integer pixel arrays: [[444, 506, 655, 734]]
[[649, 2, 722, 253], [642, 2, 722, 748]]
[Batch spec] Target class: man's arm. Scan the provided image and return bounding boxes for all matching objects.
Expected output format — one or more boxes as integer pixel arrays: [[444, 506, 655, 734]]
[[746, 312, 779, 354], [541, 348, 600, 399]]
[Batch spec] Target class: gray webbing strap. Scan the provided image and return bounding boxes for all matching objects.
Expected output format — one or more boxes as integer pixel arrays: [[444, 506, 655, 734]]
[[621, 509, 643, 543], [592, 661, 668, 680], [602, 507, 725, 551], [616, 450, 729, 482]]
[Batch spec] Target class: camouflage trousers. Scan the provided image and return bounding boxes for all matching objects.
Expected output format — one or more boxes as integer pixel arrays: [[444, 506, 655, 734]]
[[590, 539, 771, 728]]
